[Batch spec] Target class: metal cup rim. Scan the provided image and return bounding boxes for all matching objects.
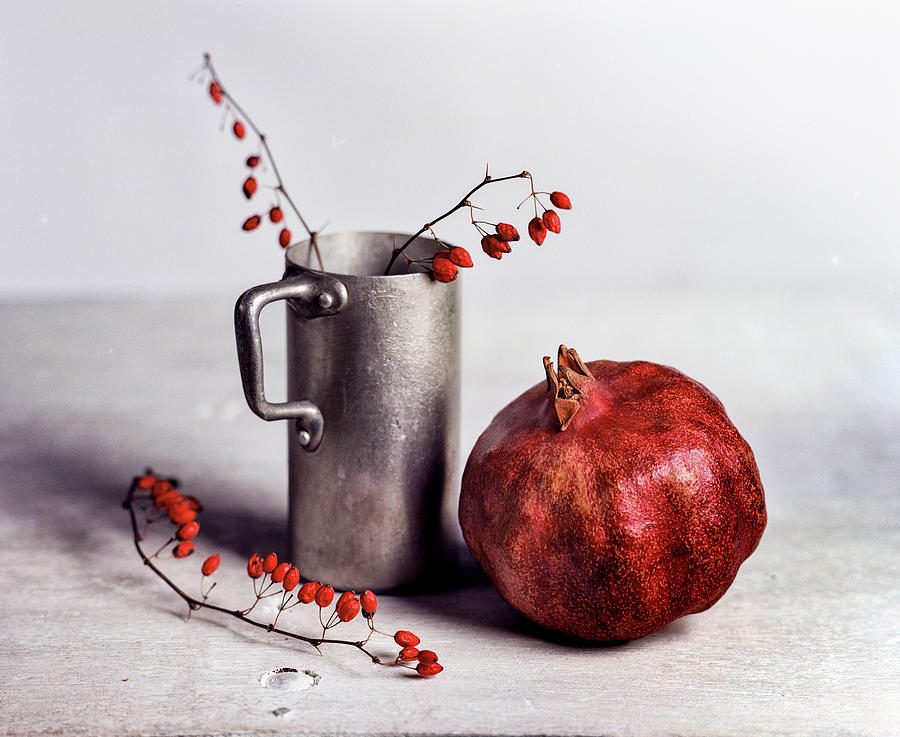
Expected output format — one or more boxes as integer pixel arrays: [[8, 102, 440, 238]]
[[285, 230, 455, 283]]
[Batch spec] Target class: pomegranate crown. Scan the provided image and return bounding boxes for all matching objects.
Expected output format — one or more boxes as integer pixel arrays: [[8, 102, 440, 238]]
[[543, 345, 594, 431]]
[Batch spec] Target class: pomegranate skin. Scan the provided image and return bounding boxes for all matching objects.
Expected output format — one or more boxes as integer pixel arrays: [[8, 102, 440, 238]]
[[459, 354, 766, 642]]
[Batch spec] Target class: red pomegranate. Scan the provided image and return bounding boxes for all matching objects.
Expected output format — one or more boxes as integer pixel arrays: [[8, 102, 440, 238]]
[[459, 345, 766, 641]]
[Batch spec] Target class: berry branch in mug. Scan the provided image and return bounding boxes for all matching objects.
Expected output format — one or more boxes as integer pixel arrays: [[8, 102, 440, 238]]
[[126, 470, 443, 677], [191, 54, 323, 270], [192, 54, 571, 282], [383, 167, 573, 281]]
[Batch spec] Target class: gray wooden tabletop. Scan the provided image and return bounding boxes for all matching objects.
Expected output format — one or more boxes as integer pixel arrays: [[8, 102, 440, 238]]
[[1, 283, 897, 736]]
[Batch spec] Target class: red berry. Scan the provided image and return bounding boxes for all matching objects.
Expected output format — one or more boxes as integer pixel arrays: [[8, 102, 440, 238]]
[[336, 591, 355, 609], [159, 488, 177, 503], [283, 567, 300, 591], [542, 210, 561, 234], [528, 216, 547, 245], [449, 247, 473, 268], [496, 222, 520, 242], [550, 191, 572, 209], [154, 489, 181, 509], [247, 554, 263, 579], [233, 121, 245, 139], [153, 482, 177, 497], [269, 206, 283, 223], [315, 584, 335, 607], [246, 155, 260, 168], [360, 589, 378, 616], [242, 176, 257, 200], [168, 501, 196, 525], [394, 630, 420, 648], [298, 581, 320, 603], [336, 596, 361, 622], [416, 661, 443, 676], [176, 521, 199, 541], [201, 555, 220, 576], [417, 649, 438, 664], [278, 228, 291, 248], [398, 646, 419, 661], [242, 215, 261, 231], [271, 562, 291, 583], [262, 552, 278, 574], [431, 256, 458, 283], [209, 81, 223, 104], [183, 495, 203, 513], [173, 541, 195, 559], [161, 488, 185, 503], [151, 479, 173, 498], [480, 234, 511, 260], [136, 474, 156, 490]]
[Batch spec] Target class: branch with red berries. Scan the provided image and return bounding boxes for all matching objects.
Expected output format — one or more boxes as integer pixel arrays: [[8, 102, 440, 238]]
[[384, 166, 573, 281], [191, 53, 323, 269], [125, 470, 442, 677], [192, 54, 572, 281]]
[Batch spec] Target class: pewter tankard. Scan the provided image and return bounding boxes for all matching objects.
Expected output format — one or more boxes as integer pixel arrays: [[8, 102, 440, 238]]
[[234, 232, 460, 591]]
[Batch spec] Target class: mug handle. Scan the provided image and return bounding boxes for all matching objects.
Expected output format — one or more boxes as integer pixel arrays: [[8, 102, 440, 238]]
[[234, 272, 348, 452]]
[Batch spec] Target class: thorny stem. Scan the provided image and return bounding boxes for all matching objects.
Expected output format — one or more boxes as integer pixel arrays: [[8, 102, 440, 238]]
[[272, 592, 290, 629], [149, 536, 175, 560], [201, 53, 324, 271], [383, 170, 530, 275], [466, 202, 490, 237], [515, 172, 542, 217], [201, 578, 216, 603], [125, 479, 381, 663], [425, 225, 448, 250]]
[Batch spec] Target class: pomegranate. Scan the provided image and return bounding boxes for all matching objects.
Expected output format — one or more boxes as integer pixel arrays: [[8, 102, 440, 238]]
[[459, 345, 766, 641]]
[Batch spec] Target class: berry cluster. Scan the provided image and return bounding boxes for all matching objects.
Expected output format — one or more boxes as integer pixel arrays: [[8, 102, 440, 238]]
[[240, 552, 370, 630], [126, 470, 442, 677], [394, 629, 443, 676], [134, 473, 203, 560], [524, 190, 572, 247], [238, 171, 292, 251], [425, 243, 475, 284], [239, 555, 442, 675]]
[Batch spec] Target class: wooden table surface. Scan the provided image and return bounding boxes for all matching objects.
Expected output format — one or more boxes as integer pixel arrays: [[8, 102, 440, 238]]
[[1, 283, 897, 736]]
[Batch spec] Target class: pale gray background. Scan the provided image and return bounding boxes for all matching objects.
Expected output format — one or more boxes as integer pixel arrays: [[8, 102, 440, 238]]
[[2, 0, 898, 298]]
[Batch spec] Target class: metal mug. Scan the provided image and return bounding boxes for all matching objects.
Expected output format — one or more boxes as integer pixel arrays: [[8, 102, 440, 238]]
[[234, 231, 460, 591]]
